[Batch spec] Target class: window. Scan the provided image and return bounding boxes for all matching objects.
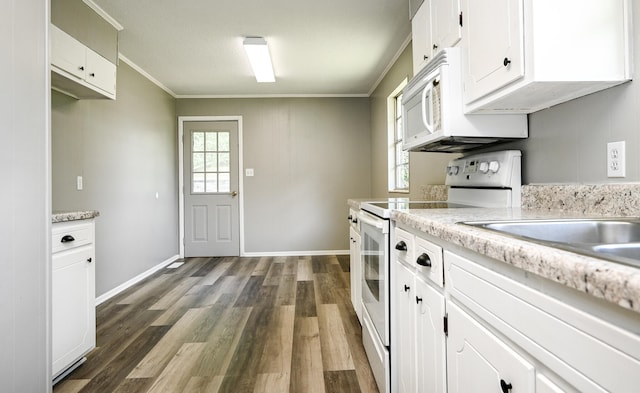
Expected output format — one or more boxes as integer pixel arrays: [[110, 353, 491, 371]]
[[191, 130, 231, 193], [388, 79, 409, 192]]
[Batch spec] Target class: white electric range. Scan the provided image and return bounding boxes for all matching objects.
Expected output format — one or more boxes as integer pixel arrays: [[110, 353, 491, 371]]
[[358, 150, 522, 393]]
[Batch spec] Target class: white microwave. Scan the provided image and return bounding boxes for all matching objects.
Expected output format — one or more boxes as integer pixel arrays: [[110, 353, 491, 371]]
[[402, 48, 527, 153]]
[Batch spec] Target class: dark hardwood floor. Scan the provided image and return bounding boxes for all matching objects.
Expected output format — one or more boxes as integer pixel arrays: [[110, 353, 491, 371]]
[[54, 255, 379, 393]]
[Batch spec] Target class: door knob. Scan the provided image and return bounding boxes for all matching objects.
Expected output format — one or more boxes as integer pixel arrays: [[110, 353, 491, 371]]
[[231, 191, 238, 197]]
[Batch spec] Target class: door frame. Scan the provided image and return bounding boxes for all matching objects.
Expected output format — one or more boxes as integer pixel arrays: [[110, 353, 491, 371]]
[[178, 116, 245, 258]]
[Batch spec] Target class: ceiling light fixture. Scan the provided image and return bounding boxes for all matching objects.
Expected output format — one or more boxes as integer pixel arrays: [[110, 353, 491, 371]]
[[243, 37, 275, 83]]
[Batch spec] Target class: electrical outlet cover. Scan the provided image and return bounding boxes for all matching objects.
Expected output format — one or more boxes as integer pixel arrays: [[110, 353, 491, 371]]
[[607, 141, 626, 178]]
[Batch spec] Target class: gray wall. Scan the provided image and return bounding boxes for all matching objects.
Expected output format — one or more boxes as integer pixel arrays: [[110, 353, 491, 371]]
[[52, 62, 179, 297], [51, 0, 118, 63], [370, 42, 453, 198], [177, 98, 371, 253], [0, 0, 51, 390]]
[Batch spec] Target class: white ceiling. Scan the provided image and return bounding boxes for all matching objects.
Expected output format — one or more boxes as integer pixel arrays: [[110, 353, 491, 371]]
[[92, 0, 411, 97]]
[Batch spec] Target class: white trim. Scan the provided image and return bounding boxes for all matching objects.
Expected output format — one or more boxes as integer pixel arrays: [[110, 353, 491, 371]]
[[119, 55, 177, 98], [178, 116, 245, 258], [174, 93, 369, 99], [368, 33, 412, 96], [81, 0, 124, 31], [387, 78, 409, 192], [242, 250, 350, 257], [94, 254, 180, 305]]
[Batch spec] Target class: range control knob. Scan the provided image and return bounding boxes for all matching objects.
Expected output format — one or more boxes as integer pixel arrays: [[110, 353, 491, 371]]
[[489, 161, 500, 173], [478, 161, 489, 173], [446, 165, 459, 176]]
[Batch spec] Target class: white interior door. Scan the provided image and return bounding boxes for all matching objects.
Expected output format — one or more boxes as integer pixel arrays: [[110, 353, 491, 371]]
[[183, 121, 239, 257]]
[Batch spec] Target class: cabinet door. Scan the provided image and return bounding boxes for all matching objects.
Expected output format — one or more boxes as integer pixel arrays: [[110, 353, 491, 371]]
[[431, 0, 461, 53], [395, 261, 416, 393], [415, 277, 446, 393], [350, 227, 362, 322], [447, 302, 535, 393], [85, 49, 116, 95], [411, 0, 432, 73], [52, 246, 96, 377], [461, 0, 524, 103], [51, 24, 86, 80]]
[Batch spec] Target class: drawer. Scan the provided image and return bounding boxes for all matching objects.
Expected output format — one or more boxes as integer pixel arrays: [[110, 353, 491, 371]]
[[393, 227, 414, 266], [414, 236, 443, 287], [52, 220, 94, 254]]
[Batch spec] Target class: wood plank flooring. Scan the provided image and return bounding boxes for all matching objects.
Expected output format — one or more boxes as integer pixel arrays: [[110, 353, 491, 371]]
[[54, 255, 379, 393]]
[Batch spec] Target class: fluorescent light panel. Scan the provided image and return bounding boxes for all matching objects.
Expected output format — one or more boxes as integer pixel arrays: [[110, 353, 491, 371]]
[[243, 37, 275, 83]]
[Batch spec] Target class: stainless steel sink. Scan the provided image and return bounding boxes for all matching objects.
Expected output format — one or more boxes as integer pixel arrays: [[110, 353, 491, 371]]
[[461, 219, 640, 268]]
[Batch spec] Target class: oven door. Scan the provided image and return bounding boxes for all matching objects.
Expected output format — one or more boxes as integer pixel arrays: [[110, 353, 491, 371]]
[[402, 67, 443, 151], [359, 210, 390, 346]]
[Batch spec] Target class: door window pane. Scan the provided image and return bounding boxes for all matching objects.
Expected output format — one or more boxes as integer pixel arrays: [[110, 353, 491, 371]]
[[191, 130, 232, 194], [193, 132, 205, 151]]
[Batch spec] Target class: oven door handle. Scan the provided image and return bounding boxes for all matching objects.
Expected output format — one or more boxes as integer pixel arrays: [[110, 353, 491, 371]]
[[358, 212, 386, 230]]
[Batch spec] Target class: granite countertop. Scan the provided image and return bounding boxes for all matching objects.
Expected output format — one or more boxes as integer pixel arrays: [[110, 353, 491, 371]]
[[52, 210, 100, 223], [392, 207, 640, 314]]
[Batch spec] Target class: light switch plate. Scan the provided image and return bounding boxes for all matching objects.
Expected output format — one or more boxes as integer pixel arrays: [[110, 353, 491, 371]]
[[76, 175, 83, 190], [245, 168, 254, 177]]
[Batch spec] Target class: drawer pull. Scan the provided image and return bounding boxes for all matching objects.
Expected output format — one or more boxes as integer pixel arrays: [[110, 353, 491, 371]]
[[87, 257, 92, 263], [415, 296, 423, 304], [500, 379, 513, 393], [395, 241, 408, 251], [403, 284, 410, 292], [417, 253, 432, 267], [60, 235, 75, 243]]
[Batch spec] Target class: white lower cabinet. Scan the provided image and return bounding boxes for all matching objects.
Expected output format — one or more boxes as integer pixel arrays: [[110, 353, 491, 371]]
[[446, 301, 535, 393], [394, 261, 417, 393], [349, 225, 362, 322], [52, 220, 96, 381], [392, 227, 446, 393], [393, 223, 640, 393], [414, 276, 446, 393]]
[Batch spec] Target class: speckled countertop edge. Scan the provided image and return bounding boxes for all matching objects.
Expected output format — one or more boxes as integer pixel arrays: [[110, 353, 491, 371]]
[[392, 207, 640, 314], [52, 210, 100, 223]]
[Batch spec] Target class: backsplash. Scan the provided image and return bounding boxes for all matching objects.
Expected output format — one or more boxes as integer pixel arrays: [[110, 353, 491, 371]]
[[522, 184, 640, 216], [419, 184, 448, 201]]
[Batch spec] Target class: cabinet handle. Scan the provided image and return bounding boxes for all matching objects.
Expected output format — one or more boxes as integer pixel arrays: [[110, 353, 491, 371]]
[[500, 379, 513, 393], [395, 241, 407, 251], [403, 284, 410, 292], [432, 44, 438, 50], [60, 235, 75, 243], [415, 296, 423, 304], [423, 55, 429, 61], [352, 217, 358, 224], [416, 253, 432, 267], [89, 72, 96, 77], [87, 257, 92, 263], [348, 215, 352, 221], [79, 66, 85, 71], [503, 57, 511, 67]]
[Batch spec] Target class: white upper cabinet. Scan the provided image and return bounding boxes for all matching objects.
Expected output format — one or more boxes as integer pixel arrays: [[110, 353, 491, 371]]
[[461, 0, 632, 113], [412, 0, 461, 73], [51, 24, 116, 100], [411, 1, 432, 73], [431, 0, 462, 54]]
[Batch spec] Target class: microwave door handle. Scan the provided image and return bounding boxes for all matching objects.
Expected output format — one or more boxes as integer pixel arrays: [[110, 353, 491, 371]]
[[421, 83, 435, 134]]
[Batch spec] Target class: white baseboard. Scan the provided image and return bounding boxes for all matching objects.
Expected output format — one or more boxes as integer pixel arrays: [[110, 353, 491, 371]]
[[241, 250, 349, 257], [95, 254, 180, 306]]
